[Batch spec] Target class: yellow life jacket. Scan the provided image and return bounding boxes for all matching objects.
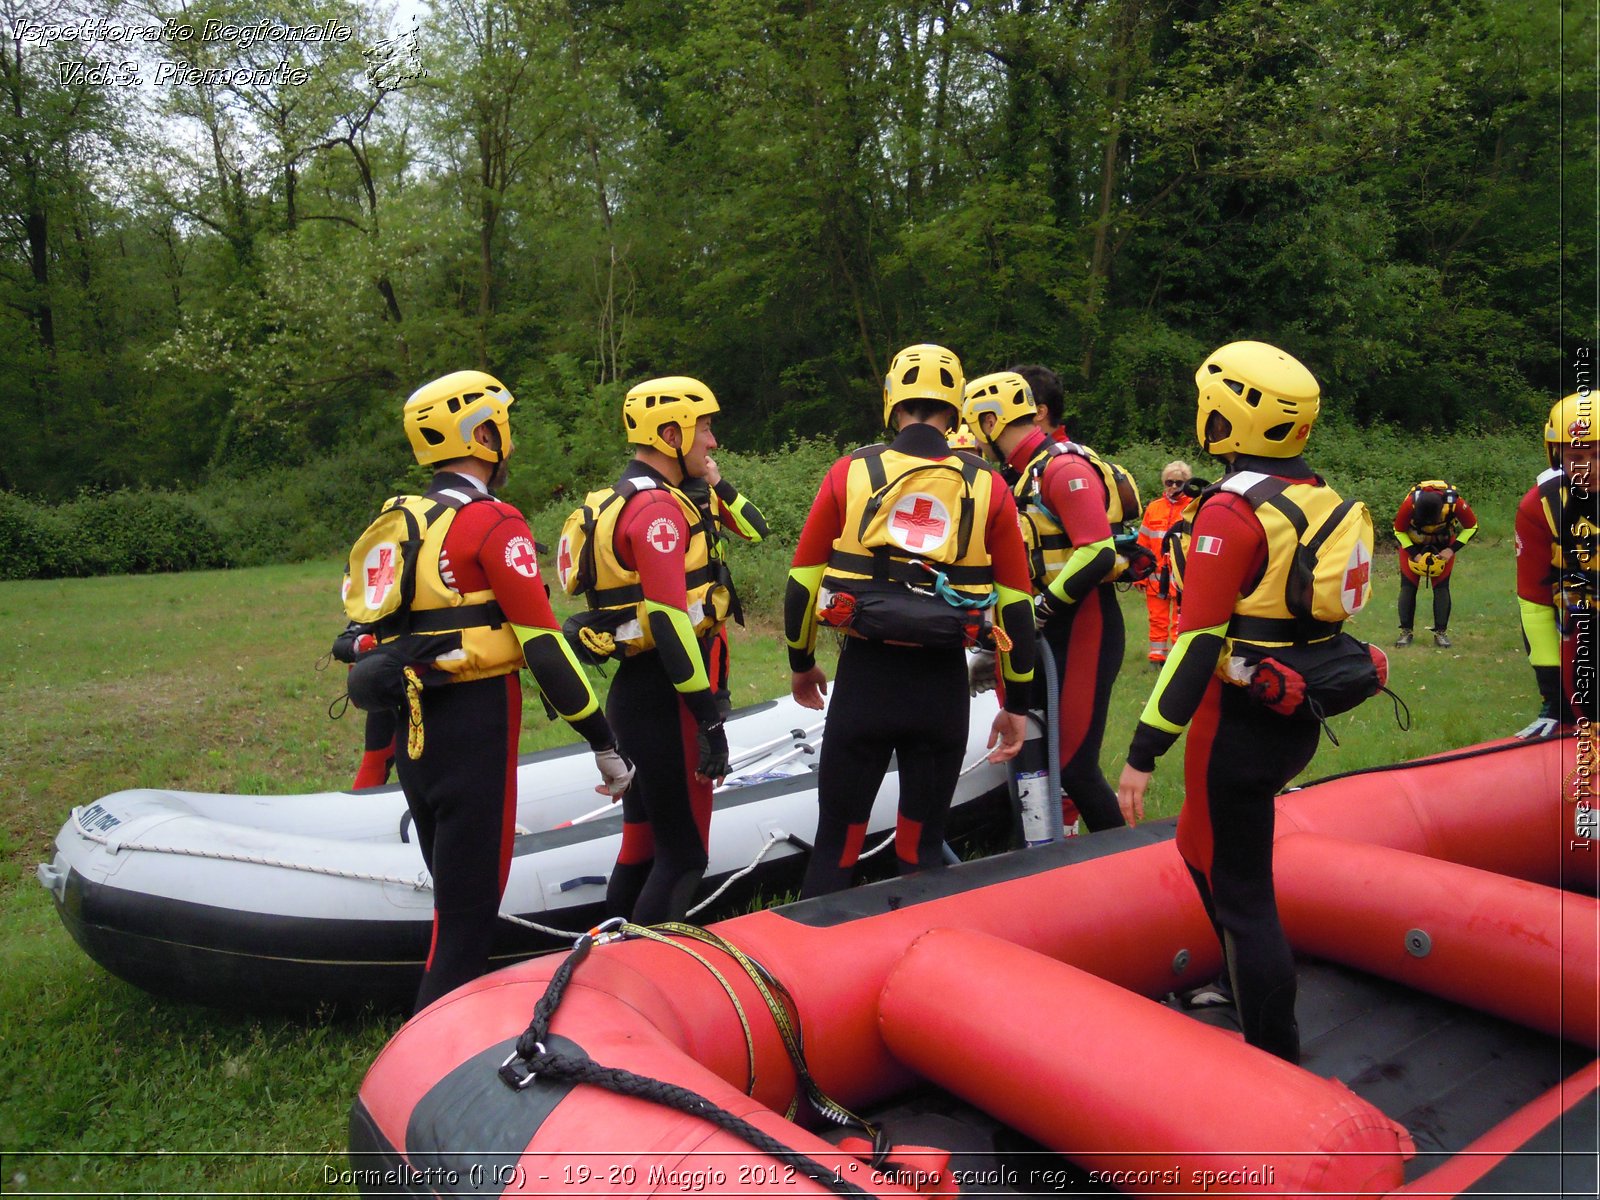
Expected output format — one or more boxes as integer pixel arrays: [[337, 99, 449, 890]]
[[1537, 467, 1598, 624], [1014, 440, 1141, 587], [1406, 479, 1461, 547], [823, 444, 996, 595], [341, 490, 523, 683], [555, 474, 728, 659], [1170, 471, 1374, 650], [818, 445, 998, 646]]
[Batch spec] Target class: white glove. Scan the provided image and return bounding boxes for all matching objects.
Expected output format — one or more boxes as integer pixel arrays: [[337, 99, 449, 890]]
[[968, 649, 998, 696], [1515, 715, 1560, 740], [593, 746, 635, 797]]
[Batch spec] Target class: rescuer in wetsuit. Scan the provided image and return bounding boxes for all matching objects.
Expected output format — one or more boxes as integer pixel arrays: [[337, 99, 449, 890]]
[[1393, 481, 1479, 649], [786, 344, 1035, 897], [381, 371, 632, 1013], [1515, 392, 1598, 740], [962, 370, 1127, 833], [1117, 341, 1345, 1064], [590, 378, 734, 924]]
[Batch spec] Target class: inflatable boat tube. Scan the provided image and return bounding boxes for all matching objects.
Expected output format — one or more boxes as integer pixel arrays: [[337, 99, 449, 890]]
[[38, 695, 1016, 1010], [348, 734, 1599, 1198]]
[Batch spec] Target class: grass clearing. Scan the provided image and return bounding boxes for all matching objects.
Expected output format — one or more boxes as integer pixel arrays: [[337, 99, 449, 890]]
[[0, 495, 1542, 1195]]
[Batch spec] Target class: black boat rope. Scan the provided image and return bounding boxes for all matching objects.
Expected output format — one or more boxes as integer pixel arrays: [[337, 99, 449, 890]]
[[497, 921, 883, 1199]]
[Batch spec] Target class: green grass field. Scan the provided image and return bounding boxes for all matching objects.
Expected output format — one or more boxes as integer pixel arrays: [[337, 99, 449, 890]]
[[0, 529, 1541, 1196]]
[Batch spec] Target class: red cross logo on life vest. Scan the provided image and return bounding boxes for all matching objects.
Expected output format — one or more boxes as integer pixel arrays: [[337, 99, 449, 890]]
[[505, 535, 539, 579], [1341, 542, 1372, 614], [365, 545, 397, 605], [888, 494, 951, 553], [646, 516, 681, 554], [556, 535, 574, 584]]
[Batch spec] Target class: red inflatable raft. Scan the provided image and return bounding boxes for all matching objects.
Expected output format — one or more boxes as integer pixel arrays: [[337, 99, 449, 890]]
[[349, 737, 1598, 1197]]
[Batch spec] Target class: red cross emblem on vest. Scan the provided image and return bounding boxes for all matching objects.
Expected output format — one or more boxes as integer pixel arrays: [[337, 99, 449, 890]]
[[556, 536, 573, 582], [889, 494, 950, 552], [1343, 559, 1370, 594], [366, 547, 395, 599]]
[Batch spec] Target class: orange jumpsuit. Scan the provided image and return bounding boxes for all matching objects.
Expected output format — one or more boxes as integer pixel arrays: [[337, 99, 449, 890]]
[[1135, 492, 1189, 661]]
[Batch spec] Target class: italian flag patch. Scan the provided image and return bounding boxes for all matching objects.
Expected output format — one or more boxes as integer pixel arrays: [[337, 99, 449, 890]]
[[1194, 535, 1224, 555]]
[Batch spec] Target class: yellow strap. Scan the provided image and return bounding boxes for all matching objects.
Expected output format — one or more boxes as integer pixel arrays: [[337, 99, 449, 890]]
[[404, 667, 424, 761], [617, 923, 758, 1095], [641, 920, 875, 1134]]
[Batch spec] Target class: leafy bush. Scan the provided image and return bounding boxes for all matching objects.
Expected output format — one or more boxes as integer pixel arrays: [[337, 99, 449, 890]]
[[0, 490, 230, 578], [196, 430, 424, 568], [0, 491, 69, 580]]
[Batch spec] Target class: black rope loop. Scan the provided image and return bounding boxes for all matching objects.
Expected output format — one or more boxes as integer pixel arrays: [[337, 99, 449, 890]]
[[515, 1049, 874, 1198], [493, 920, 881, 1198]]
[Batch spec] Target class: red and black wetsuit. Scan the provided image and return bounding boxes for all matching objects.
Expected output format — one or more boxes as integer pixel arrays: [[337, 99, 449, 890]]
[[1394, 485, 1478, 635], [1125, 455, 1328, 1063], [786, 423, 1036, 896], [604, 461, 726, 925], [399, 471, 612, 1012], [1009, 428, 1126, 832]]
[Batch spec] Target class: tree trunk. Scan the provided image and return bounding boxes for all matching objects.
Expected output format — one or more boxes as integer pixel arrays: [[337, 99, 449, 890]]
[[1081, 0, 1138, 380]]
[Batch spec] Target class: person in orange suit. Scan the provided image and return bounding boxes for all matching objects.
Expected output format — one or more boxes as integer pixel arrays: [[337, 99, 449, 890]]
[[1135, 461, 1195, 664]]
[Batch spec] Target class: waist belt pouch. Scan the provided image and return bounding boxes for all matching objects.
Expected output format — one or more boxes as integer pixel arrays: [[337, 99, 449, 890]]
[[345, 634, 467, 711], [1237, 632, 1383, 721], [837, 586, 973, 649], [346, 644, 408, 712], [562, 608, 638, 665]]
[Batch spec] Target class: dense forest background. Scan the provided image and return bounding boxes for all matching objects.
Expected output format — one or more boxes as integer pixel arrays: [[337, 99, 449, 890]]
[[1, 0, 1595, 513]]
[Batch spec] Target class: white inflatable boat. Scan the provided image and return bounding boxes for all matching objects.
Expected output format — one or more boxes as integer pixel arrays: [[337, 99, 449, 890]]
[[38, 696, 1015, 1009]]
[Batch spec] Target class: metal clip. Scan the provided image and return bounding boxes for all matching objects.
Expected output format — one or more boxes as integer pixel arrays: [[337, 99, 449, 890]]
[[586, 915, 628, 946], [498, 1043, 547, 1090]]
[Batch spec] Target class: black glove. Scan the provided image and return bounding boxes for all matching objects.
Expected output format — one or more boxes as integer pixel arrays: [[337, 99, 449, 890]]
[[695, 720, 730, 781]]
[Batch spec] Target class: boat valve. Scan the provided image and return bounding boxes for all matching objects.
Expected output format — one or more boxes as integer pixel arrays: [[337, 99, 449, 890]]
[[1171, 949, 1191, 975], [1405, 928, 1432, 958]]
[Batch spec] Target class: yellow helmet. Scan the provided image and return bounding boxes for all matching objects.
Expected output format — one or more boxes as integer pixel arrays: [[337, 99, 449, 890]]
[[624, 376, 720, 455], [946, 424, 978, 451], [884, 343, 963, 428], [1545, 393, 1597, 468], [961, 371, 1036, 441], [1413, 550, 1448, 579], [1195, 341, 1320, 459], [403, 370, 514, 466]]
